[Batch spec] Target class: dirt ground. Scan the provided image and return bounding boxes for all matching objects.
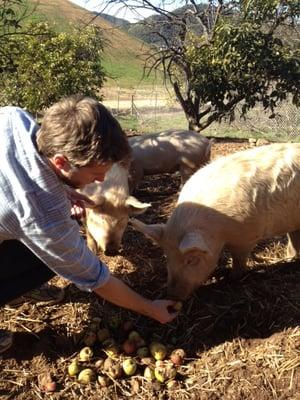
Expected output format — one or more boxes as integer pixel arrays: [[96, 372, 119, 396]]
[[0, 139, 299, 400]]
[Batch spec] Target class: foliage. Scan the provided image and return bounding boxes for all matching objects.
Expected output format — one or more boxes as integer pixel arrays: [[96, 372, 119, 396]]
[[0, 19, 106, 113], [108, 0, 300, 131]]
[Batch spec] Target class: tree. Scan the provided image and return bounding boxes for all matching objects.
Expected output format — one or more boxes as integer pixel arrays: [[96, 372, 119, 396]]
[[0, 0, 36, 72], [99, 0, 300, 130], [0, 21, 106, 114]]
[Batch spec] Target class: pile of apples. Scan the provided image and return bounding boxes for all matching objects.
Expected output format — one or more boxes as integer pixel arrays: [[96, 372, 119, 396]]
[[67, 309, 186, 389]]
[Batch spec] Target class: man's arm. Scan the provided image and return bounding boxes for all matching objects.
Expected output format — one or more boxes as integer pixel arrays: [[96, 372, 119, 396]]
[[94, 275, 178, 324]]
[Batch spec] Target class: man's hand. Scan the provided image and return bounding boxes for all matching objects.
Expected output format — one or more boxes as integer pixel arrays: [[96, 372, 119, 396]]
[[94, 276, 179, 324], [148, 299, 179, 324], [65, 187, 95, 220]]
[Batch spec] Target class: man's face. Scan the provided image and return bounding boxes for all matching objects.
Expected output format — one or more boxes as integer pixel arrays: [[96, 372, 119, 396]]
[[65, 161, 113, 188], [49, 154, 112, 188]]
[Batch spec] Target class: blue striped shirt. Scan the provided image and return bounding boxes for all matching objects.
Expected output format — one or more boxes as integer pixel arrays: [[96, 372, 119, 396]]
[[0, 106, 110, 291]]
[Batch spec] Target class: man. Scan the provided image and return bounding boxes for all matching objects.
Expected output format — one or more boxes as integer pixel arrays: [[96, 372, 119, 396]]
[[0, 95, 178, 354]]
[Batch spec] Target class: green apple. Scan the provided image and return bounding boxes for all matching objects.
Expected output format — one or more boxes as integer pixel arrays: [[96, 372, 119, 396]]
[[144, 366, 155, 381], [79, 346, 93, 362], [78, 368, 95, 384], [149, 342, 167, 361], [122, 358, 137, 376], [68, 360, 80, 377]]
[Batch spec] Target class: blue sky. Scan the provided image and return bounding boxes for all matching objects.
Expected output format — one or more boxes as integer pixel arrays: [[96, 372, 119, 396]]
[[69, 1, 183, 22]]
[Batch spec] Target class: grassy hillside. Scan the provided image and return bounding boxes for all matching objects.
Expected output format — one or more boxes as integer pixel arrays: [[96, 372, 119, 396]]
[[26, 0, 158, 88]]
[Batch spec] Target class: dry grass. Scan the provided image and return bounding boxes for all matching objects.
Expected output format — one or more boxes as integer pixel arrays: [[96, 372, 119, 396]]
[[0, 140, 299, 400]]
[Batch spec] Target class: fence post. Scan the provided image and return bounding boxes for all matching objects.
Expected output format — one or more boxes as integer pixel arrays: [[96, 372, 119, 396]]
[[131, 94, 134, 116], [117, 87, 120, 114]]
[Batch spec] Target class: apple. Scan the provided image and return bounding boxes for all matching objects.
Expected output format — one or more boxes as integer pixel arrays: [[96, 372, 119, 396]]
[[97, 374, 110, 387], [95, 359, 105, 371], [128, 330, 141, 342], [89, 317, 102, 332], [68, 360, 80, 376], [102, 337, 116, 348], [78, 368, 95, 384], [170, 348, 186, 366], [97, 328, 110, 342], [122, 358, 137, 376], [122, 339, 137, 355], [106, 362, 123, 379], [154, 363, 176, 383], [149, 342, 167, 361], [168, 301, 183, 313], [144, 366, 155, 381], [136, 346, 149, 358], [123, 320, 134, 332], [83, 331, 97, 347], [79, 346, 93, 362], [44, 381, 56, 392], [104, 344, 119, 359]]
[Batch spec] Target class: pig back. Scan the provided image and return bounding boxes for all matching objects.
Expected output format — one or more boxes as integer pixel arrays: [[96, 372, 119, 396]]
[[175, 143, 300, 242], [129, 129, 210, 175]]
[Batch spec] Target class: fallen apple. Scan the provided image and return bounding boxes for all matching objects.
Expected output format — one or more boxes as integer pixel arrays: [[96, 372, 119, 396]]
[[170, 348, 186, 366], [78, 368, 95, 384], [122, 358, 137, 376], [122, 339, 137, 355], [97, 328, 110, 342], [68, 360, 80, 376], [144, 366, 155, 381], [149, 342, 167, 361], [79, 346, 93, 362]]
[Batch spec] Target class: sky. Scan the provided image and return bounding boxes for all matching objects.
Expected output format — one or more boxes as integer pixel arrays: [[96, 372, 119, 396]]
[[69, 0, 183, 23]]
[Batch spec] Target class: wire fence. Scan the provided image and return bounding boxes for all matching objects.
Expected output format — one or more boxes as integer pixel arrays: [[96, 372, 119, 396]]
[[102, 87, 300, 141]]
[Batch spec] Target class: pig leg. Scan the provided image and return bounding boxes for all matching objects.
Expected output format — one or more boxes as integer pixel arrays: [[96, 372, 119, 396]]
[[286, 230, 300, 259], [86, 229, 98, 254], [228, 245, 253, 278], [179, 165, 194, 187]]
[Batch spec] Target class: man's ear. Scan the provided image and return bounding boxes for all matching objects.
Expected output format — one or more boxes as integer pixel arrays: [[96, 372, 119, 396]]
[[130, 218, 164, 245], [50, 154, 72, 172]]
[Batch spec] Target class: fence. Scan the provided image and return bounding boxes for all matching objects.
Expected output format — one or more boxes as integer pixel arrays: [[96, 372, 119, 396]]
[[101, 87, 300, 140]]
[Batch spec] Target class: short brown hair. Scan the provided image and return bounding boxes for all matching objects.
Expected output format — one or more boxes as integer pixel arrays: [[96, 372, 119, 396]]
[[37, 95, 131, 167]]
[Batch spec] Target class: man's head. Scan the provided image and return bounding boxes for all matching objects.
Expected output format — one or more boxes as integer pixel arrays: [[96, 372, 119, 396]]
[[37, 95, 131, 187]]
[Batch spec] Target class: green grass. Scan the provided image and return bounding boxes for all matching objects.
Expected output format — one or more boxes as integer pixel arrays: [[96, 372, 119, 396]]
[[117, 112, 300, 142]]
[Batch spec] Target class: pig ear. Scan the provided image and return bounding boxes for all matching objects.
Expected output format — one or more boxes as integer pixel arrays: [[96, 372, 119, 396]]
[[89, 194, 106, 209], [131, 218, 164, 244], [125, 196, 151, 215], [179, 231, 211, 255]]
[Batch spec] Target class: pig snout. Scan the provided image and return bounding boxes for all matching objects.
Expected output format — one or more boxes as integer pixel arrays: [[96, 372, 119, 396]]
[[104, 242, 120, 256], [167, 278, 192, 301]]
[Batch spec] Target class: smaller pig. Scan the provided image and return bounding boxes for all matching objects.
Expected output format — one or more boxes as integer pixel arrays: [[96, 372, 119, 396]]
[[128, 129, 212, 191], [131, 143, 300, 300], [80, 163, 150, 255]]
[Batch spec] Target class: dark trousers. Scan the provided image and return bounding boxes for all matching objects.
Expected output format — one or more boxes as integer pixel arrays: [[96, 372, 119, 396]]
[[0, 240, 55, 306]]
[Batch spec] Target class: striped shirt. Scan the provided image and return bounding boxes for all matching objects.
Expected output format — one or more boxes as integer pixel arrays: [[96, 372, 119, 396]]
[[0, 106, 110, 291]]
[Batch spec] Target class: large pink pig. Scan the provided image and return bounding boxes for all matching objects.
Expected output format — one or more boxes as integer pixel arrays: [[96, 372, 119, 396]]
[[131, 143, 300, 300]]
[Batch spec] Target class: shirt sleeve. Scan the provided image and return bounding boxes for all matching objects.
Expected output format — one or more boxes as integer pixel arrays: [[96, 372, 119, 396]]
[[18, 191, 110, 292]]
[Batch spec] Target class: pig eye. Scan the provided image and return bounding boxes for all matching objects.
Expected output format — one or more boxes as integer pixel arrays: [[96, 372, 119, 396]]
[[184, 254, 199, 268]]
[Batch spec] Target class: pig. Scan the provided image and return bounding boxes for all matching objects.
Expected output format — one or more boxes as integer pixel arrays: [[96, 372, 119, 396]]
[[80, 163, 150, 255], [128, 129, 212, 191], [81, 129, 211, 255], [131, 143, 300, 300]]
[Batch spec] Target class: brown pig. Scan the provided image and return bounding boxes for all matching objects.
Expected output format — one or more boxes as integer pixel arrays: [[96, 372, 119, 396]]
[[80, 163, 150, 255], [128, 129, 212, 191], [131, 143, 300, 300]]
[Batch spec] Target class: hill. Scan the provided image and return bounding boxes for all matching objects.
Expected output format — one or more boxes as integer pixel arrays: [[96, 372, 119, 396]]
[[27, 0, 156, 88]]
